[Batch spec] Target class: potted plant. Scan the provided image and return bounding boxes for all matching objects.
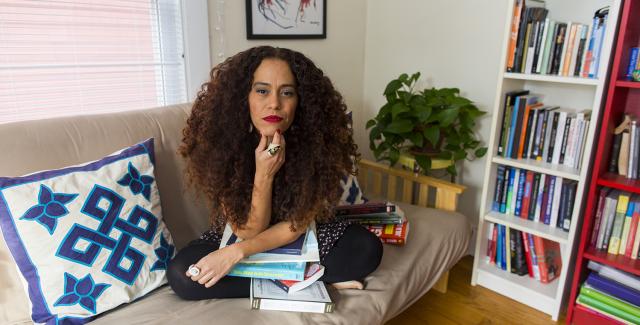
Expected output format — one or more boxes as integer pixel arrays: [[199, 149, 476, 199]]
[[366, 72, 487, 176]]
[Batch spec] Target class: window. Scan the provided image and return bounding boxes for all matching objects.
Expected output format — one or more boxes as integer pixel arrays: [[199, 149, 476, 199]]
[[0, 0, 205, 124]]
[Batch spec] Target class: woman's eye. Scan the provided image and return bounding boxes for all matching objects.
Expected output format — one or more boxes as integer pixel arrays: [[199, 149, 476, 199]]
[[256, 89, 268, 95], [281, 89, 296, 97]]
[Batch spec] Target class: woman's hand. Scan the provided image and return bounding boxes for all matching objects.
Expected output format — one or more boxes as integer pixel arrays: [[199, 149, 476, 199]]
[[185, 245, 244, 288], [255, 129, 286, 181]]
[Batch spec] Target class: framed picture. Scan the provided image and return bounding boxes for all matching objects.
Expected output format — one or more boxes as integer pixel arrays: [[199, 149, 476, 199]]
[[246, 0, 326, 39]]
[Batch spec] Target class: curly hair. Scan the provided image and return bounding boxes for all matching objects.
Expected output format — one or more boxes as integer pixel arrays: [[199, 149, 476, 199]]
[[179, 46, 358, 231]]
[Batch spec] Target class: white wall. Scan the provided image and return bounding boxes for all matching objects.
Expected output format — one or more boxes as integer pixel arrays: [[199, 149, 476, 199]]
[[207, 0, 511, 251], [207, 0, 368, 147], [362, 0, 509, 231]]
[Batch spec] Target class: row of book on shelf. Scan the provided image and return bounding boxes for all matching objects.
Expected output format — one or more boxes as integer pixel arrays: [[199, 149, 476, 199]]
[[224, 201, 407, 313], [506, 0, 609, 79], [608, 115, 640, 180], [576, 261, 640, 324], [590, 189, 640, 259], [484, 222, 561, 284], [497, 89, 591, 171], [493, 165, 578, 232]]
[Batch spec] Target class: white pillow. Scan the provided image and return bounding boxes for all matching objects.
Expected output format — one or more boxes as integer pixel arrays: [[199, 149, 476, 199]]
[[0, 138, 174, 324]]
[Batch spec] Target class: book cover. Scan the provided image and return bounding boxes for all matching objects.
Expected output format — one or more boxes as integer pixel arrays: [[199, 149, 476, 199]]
[[588, 260, 640, 292], [610, 133, 623, 173], [579, 285, 640, 323], [546, 111, 560, 163], [626, 47, 640, 80], [230, 261, 307, 281], [533, 236, 561, 283], [251, 278, 334, 313], [540, 107, 559, 162], [561, 181, 577, 232], [365, 220, 410, 245], [608, 193, 630, 255], [590, 188, 610, 247], [227, 231, 306, 256], [549, 175, 563, 228], [493, 165, 506, 211], [543, 176, 556, 224], [586, 272, 640, 307], [521, 231, 534, 278], [600, 191, 621, 251], [534, 18, 550, 74], [506, 0, 525, 72], [577, 289, 640, 324], [619, 199, 636, 255], [270, 263, 325, 294], [527, 233, 540, 281], [550, 23, 567, 75]]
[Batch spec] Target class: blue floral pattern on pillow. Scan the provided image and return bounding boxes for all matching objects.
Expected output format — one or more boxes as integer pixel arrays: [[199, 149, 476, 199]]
[[54, 273, 110, 314], [151, 234, 174, 271], [19, 184, 78, 235], [117, 162, 154, 201]]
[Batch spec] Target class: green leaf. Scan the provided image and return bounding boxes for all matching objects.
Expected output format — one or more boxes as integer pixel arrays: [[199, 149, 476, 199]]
[[376, 103, 393, 120], [454, 150, 467, 161], [412, 104, 432, 122], [389, 147, 400, 165], [391, 102, 411, 119], [409, 132, 424, 147], [475, 147, 488, 157], [415, 155, 431, 171], [446, 165, 458, 176], [437, 151, 453, 160], [384, 80, 403, 96], [438, 107, 460, 127], [366, 119, 376, 129], [423, 127, 440, 146], [399, 73, 409, 82], [409, 72, 421, 84], [384, 119, 414, 134], [369, 125, 382, 143]]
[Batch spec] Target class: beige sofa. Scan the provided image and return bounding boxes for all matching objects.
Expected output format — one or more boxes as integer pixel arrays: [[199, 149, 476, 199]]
[[0, 103, 471, 324]]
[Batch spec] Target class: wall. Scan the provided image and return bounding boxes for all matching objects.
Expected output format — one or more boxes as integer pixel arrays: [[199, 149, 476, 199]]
[[207, 0, 368, 147], [362, 0, 509, 232]]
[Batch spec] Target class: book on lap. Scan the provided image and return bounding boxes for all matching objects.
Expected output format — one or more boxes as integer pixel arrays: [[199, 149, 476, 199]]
[[250, 278, 335, 313], [270, 263, 325, 293], [229, 261, 307, 281]]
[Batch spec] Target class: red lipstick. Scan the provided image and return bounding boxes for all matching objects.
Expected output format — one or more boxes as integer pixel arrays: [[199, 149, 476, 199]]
[[263, 115, 283, 123]]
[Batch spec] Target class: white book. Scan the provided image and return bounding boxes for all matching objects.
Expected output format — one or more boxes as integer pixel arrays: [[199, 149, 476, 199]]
[[526, 108, 540, 158], [563, 115, 578, 168], [525, 21, 540, 74], [250, 278, 335, 313], [557, 22, 573, 76], [549, 176, 563, 227], [220, 223, 320, 264], [588, 261, 640, 292], [536, 18, 551, 74], [533, 174, 546, 222], [552, 111, 568, 164], [576, 120, 590, 170], [629, 120, 638, 179], [568, 24, 583, 77]]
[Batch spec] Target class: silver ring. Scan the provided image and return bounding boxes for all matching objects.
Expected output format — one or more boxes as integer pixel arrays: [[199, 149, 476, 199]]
[[188, 265, 200, 276], [267, 143, 281, 156]]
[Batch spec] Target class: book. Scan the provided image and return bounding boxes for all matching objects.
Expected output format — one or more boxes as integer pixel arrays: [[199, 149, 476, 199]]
[[365, 220, 410, 245], [590, 188, 610, 247], [498, 91, 530, 156], [221, 223, 320, 264], [270, 263, 325, 294], [600, 190, 620, 250], [608, 193, 630, 254], [561, 180, 577, 232], [550, 23, 567, 75], [626, 47, 640, 81], [250, 278, 334, 313], [609, 133, 623, 173], [540, 20, 556, 75], [335, 201, 398, 216], [586, 272, 640, 307], [588, 7, 609, 78], [230, 261, 307, 281], [588, 261, 640, 292], [533, 236, 562, 283], [619, 198, 635, 255], [506, 0, 525, 72], [579, 285, 640, 323]]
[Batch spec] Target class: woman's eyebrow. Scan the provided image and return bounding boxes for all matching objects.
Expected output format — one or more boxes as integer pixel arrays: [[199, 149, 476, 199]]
[[252, 81, 271, 88]]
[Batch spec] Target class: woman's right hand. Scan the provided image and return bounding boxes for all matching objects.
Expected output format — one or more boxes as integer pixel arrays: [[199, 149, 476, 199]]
[[255, 130, 285, 181]]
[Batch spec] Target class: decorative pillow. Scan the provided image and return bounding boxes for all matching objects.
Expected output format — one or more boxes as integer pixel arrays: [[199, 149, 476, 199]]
[[0, 138, 174, 324], [339, 174, 367, 205]]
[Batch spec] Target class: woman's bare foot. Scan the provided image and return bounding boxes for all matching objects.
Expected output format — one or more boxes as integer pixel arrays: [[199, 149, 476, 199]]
[[330, 280, 364, 290]]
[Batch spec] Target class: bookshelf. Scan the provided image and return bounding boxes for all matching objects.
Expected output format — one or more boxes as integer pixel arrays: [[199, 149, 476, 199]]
[[470, 0, 622, 321], [567, 0, 640, 323]]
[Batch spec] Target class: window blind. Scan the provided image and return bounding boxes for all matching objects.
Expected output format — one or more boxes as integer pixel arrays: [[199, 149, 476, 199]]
[[0, 0, 187, 124]]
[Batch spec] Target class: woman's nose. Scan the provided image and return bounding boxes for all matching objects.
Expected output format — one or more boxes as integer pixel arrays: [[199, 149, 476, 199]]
[[267, 93, 280, 110]]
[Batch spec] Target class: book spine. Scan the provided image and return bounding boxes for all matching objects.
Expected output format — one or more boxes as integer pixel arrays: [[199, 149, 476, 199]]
[[608, 194, 630, 254], [562, 181, 577, 231], [255, 298, 335, 314], [549, 176, 563, 228], [619, 201, 635, 255], [521, 171, 534, 219], [589, 14, 608, 78], [269, 279, 291, 293], [626, 47, 640, 80], [493, 165, 506, 211], [590, 189, 609, 247], [498, 95, 513, 156], [500, 167, 510, 213], [543, 176, 556, 224], [515, 169, 526, 216], [573, 25, 588, 76], [580, 286, 640, 321], [522, 231, 534, 277], [535, 18, 550, 74], [533, 235, 549, 282], [609, 133, 623, 173], [230, 265, 305, 281], [528, 173, 541, 221], [546, 112, 560, 163], [534, 174, 546, 222], [527, 233, 540, 280], [510, 169, 521, 214], [532, 109, 546, 159], [587, 273, 640, 307], [559, 116, 572, 164], [506, 0, 525, 72]]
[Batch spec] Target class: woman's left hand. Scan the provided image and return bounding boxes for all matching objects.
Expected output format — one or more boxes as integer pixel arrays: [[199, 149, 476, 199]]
[[185, 245, 244, 288]]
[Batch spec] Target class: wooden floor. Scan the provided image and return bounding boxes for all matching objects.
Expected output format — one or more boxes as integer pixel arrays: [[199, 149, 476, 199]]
[[386, 256, 566, 325]]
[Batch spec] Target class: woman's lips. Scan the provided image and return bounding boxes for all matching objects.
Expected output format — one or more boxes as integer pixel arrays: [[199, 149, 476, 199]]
[[263, 115, 283, 123]]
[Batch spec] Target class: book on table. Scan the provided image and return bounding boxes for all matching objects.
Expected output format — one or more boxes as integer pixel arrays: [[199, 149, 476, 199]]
[[335, 201, 405, 225], [250, 278, 334, 313]]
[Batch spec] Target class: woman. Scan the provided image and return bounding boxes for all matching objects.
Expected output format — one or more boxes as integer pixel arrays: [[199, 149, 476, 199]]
[[167, 46, 382, 300]]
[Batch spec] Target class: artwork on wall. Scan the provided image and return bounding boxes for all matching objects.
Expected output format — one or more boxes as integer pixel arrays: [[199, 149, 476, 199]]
[[246, 0, 326, 39]]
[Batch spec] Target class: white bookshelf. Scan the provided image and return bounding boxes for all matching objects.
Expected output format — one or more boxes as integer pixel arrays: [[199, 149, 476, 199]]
[[470, 0, 622, 320]]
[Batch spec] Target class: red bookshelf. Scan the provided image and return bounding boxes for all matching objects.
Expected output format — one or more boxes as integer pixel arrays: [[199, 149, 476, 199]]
[[566, 0, 640, 323]]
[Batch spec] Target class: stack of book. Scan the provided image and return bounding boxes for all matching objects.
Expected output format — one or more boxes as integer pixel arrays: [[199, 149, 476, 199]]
[[608, 115, 640, 179], [485, 222, 562, 284], [589, 189, 640, 259], [492, 165, 578, 232], [506, 1, 609, 79], [576, 261, 640, 323], [220, 223, 334, 313], [497, 90, 591, 171], [335, 201, 409, 245]]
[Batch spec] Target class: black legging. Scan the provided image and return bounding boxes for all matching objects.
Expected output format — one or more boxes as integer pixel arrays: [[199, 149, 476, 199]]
[[167, 224, 383, 300]]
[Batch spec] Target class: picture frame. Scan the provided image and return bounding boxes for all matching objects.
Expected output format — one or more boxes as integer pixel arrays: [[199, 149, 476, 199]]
[[245, 0, 326, 39]]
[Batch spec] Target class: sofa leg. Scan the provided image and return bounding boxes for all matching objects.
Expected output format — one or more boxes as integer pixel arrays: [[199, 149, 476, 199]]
[[432, 271, 449, 294]]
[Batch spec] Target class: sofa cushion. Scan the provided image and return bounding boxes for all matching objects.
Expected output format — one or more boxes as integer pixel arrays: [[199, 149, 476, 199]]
[[0, 138, 175, 324]]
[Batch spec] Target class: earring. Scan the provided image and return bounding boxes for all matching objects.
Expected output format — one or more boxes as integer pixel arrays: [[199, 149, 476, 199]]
[[248, 123, 253, 133]]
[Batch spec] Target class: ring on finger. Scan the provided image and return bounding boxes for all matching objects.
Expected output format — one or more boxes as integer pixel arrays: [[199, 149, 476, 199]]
[[188, 265, 201, 277], [267, 143, 281, 156]]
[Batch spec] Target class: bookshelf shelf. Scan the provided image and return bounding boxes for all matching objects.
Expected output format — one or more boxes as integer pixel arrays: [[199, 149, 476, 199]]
[[596, 173, 640, 193], [566, 0, 640, 323], [615, 80, 640, 88], [503, 72, 600, 86], [473, 0, 622, 321], [484, 211, 570, 243], [583, 247, 640, 277], [492, 156, 581, 180]]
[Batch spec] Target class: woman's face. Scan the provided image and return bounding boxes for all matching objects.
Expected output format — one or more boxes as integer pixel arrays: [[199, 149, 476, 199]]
[[248, 58, 298, 136]]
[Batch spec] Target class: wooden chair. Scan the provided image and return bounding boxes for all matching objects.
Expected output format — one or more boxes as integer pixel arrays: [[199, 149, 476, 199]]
[[356, 159, 466, 293]]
